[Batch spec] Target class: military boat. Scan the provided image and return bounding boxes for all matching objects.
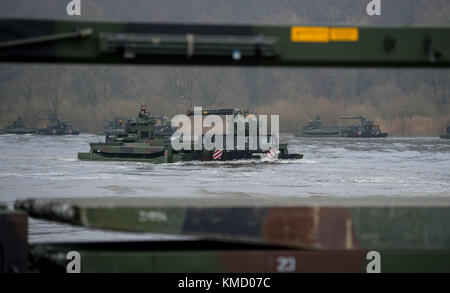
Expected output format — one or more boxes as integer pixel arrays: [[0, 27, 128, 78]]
[[2, 117, 36, 134], [294, 115, 344, 137], [78, 106, 302, 163], [104, 116, 176, 143], [340, 116, 388, 138], [439, 126, 450, 139], [37, 115, 80, 135], [295, 115, 387, 138]]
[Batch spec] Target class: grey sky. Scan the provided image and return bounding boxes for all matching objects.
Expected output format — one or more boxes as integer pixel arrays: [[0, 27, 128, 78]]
[[0, 0, 449, 26]]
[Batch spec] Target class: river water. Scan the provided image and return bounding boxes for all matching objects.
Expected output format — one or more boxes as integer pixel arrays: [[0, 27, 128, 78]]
[[0, 134, 449, 243]]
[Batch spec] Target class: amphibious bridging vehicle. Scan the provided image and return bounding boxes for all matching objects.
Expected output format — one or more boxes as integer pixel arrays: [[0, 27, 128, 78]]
[[2, 117, 36, 134], [295, 115, 388, 138], [295, 115, 343, 137], [37, 115, 80, 135], [78, 106, 302, 163], [340, 116, 388, 138]]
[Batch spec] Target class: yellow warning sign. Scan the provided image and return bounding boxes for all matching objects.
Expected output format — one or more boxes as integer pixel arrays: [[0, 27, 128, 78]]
[[291, 27, 359, 43], [330, 27, 359, 42], [291, 27, 330, 43]]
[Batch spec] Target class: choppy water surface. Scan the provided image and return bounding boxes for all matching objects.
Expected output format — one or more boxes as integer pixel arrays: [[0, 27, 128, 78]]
[[0, 134, 449, 242]]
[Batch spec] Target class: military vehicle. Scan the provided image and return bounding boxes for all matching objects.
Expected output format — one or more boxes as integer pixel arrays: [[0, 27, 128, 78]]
[[103, 116, 175, 143], [295, 115, 387, 138], [340, 116, 388, 138], [103, 118, 126, 135], [103, 118, 126, 143], [1, 18, 450, 273], [294, 115, 344, 137], [37, 115, 80, 135], [2, 117, 36, 134], [78, 105, 302, 163], [79, 105, 172, 163], [439, 126, 450, 139], [14, 196, 450, 273]]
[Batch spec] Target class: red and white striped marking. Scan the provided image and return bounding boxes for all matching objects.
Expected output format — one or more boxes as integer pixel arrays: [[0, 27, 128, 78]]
[[266, 149, 278, 160], [212, 150, 224, 160]]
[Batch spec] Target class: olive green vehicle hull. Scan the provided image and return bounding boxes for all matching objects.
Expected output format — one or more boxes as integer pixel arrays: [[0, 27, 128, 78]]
[[16, 197, 450, 273], [2, 19, 450, 68], [78, 151, 303, 163], [440, 134, 450, 139], [78, 152, 178, 163], [16, 197, 450, 250], [78, 143, 303, 163]]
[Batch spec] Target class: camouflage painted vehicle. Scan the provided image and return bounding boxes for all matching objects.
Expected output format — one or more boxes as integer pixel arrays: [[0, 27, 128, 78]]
[[15, 196, 450, 250], [294, 115, 344, 137], [15, 196, 450, 273], [439, 126, 450, 139], [340, 116, 388, 138], [78, 106, 302, 163], [104, 116, 175, 143], [2, 117, 36, 134], [79, 105, 173, 163], [38, 115, 80, 135]]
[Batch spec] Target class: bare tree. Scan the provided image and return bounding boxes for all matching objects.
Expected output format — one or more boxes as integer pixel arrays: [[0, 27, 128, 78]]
[[197, 69, 226, 106], [152, 68, 201, 107], [18, 66, 37, 102], [79, 67, 111, 106], [44, 66, 65, 115]]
